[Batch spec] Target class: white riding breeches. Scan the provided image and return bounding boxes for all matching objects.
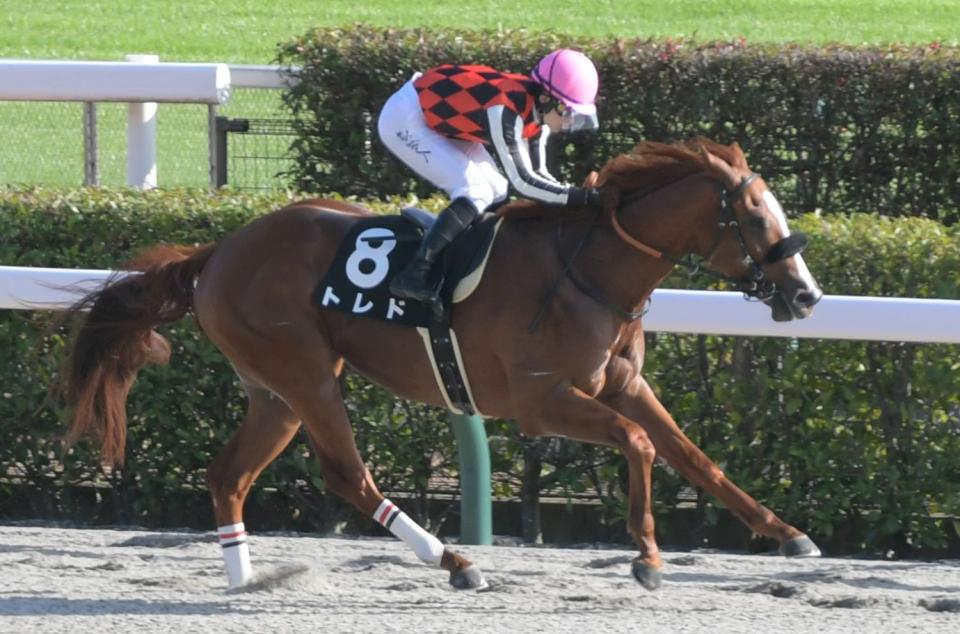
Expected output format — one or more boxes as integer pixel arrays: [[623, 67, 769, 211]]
[[377, 74, 509, 212]]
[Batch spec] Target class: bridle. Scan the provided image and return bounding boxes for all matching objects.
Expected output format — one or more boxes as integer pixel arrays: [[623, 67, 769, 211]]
[[610, 172, 809, 302], [528, 172, 809, 332]]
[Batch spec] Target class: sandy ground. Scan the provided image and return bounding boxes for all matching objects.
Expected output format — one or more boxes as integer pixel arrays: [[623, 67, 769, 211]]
[[0, 524, 957, 633]]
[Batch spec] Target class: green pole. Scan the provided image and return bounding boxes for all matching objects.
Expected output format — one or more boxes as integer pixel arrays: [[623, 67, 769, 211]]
[[449, 413, 492, 545]]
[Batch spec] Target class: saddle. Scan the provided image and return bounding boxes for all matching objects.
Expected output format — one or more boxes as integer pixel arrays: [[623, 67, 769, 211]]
[[315, 207, 504, 416], [400, 207, 503, 309]]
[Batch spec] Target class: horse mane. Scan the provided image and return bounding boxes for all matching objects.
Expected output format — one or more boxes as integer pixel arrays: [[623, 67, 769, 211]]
[[497, 137, 747, 220]]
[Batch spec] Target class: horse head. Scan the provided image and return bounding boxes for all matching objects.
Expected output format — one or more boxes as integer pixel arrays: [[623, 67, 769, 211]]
[[599, 138, 822, 322], [696, 142, 822, 321]]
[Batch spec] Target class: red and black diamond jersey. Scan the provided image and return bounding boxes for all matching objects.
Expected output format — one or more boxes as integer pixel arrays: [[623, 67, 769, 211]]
[[414, 64, 542, 144]]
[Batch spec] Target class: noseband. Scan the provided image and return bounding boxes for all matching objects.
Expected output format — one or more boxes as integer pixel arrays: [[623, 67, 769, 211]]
[[528, 173, 809, 331], [610, 172, 809, 301]]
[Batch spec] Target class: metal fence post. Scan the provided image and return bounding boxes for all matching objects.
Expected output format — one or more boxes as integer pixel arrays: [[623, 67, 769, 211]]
[[212, 116, 250, 188], [449, 414, 492, 545], [83, 102, 98, 186], [208, 104, 218, 189]]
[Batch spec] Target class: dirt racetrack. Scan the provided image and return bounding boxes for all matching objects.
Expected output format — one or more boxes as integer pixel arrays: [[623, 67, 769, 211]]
[[1, 524, 958, 633]]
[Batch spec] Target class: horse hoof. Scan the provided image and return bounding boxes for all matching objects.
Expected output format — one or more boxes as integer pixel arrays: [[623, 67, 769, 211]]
[[449, 565, 488, 590], [631, 560, 663, 590], [780, 534, 821, 558]]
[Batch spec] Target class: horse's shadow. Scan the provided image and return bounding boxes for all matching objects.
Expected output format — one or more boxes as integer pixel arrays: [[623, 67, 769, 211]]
[[774, 565, 960, 594], [338, 554, 417, 569], [0, 596, 268, 617]]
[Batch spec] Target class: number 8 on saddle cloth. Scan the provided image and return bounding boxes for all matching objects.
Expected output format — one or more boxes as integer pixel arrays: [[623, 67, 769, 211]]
[[314, 207, 503, 329]]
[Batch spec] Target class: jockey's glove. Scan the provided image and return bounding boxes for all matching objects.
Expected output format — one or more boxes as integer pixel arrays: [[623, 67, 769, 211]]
[[568, 187, 603, 209]]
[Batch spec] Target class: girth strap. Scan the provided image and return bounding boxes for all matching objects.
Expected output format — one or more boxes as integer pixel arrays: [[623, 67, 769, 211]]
[[416, 324, 481, 417]]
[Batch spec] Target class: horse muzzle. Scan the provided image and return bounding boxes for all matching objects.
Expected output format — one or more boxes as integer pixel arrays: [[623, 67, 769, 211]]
[[766, 283, 823, 321], [759, 231, 821, 321]]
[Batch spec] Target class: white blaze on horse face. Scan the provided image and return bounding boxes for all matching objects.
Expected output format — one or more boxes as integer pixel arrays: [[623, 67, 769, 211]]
[[762, 190, 818, 290], [762, 191, 789, 235]]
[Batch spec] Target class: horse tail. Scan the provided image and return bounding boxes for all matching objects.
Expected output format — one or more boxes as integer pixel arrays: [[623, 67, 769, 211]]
[[61, 243, 217, 466]]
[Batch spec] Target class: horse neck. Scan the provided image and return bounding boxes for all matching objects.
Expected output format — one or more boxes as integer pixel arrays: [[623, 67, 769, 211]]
[[594, 172, 722, 308]]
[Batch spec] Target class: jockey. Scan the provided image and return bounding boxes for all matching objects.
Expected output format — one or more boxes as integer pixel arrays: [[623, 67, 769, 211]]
[[378, 48, 602, 304]]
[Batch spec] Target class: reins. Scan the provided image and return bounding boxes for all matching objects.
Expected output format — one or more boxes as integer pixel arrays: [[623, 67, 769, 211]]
[[610, 174, 760, 283], [608, 173, 807, 301], [528, 171, 809, 332], [528, 208, 647, 333], [527, 216, 598, 333]]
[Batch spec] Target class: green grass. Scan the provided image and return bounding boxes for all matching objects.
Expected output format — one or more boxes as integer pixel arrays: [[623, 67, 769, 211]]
[[1, 1, 957, 188], [2, 0, 956, 63]]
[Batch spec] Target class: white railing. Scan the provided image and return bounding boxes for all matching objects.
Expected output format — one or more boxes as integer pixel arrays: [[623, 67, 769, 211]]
[[1, 265, 957, 344], [0, 57, 230, 189], [0, 57, 297, 189], [229, 64, 300, 90], [0, 58, 231, 103]]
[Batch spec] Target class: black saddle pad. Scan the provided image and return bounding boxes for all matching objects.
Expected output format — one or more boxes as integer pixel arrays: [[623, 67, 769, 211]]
[[315, 211, 500, 327]]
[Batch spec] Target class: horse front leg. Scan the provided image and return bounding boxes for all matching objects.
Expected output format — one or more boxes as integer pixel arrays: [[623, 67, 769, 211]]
[[520, 383, 663, 589], [604, 377, 821, 557]]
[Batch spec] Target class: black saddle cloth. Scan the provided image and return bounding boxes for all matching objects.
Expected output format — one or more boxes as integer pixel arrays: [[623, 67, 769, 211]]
[[315, 208, 500, 327]]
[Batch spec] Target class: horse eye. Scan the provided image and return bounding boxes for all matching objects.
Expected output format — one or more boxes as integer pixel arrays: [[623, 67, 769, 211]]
[[747, 215, 768, 232]]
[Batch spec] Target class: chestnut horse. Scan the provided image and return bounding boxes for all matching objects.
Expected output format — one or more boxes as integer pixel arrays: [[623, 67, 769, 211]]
[[61, 138, 823, 592]]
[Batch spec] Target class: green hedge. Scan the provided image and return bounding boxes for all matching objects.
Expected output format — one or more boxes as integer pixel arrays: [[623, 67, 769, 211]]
[[1, 187, 958, 554], [278, 26, 960, 224], [0, 187, 458, 532]]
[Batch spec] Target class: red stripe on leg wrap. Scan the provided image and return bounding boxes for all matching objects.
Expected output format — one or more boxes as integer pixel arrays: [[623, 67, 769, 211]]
[[218, 531, 246, 540], [378, 503, 397, 525]]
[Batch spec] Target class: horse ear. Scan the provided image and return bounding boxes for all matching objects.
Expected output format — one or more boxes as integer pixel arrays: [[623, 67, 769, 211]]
[[698, 144, 739, 191], [729, 142, 749, 169]]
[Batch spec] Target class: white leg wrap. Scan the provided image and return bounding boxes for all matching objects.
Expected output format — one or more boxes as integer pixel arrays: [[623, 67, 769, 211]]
[[373, 499, 444, 566], [218, 522, 252, 588]]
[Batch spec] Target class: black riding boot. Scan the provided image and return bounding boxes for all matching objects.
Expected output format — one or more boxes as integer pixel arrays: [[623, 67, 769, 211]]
[[389, 197, 479, 303]]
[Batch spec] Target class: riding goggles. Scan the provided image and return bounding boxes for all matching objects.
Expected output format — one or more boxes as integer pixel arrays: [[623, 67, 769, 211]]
[[552, 101, 599, 133], [541, 99, 600, 133]]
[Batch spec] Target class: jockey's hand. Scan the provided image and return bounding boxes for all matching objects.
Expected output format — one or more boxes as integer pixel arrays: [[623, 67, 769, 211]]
[[568, 187, 603, 210]]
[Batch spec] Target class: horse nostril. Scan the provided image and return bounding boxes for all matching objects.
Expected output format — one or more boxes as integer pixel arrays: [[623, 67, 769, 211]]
[[795, 289, 822, 308]]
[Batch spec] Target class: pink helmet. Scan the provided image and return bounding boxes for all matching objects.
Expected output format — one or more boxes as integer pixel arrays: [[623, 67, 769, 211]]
[[531, 49, 599, 116]]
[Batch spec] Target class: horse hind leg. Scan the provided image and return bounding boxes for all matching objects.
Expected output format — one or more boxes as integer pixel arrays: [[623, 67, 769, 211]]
[[279, 361, 487, 590], [201, 255, 485, 591], [206, 382, 302, 587]]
